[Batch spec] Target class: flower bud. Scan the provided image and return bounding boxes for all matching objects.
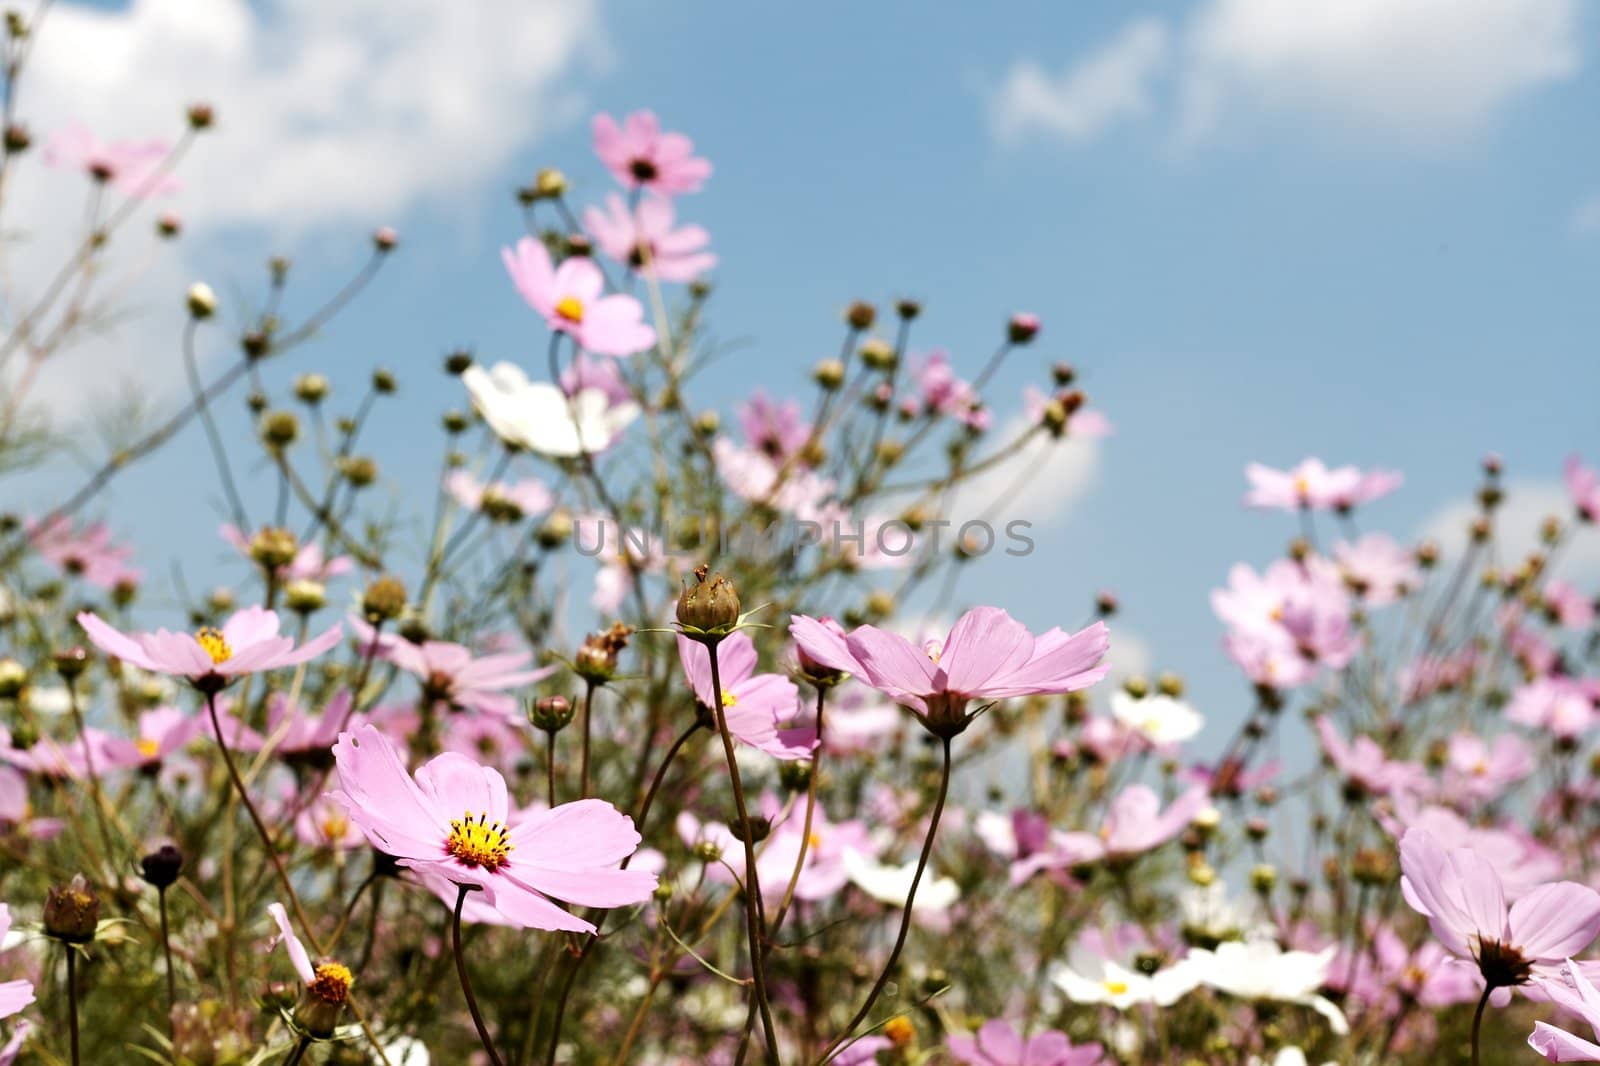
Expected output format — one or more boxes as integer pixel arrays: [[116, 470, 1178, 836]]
[[1122, 675, 1150, 699], [895, 298, 921, 320], [813, 358, 845, 390], [844, 301, 875, 331], [675, 565, 740, 638], [0, 658, 25, 698], [1250, 864, 1277, 893], [1007, 312, 1040, 344], [186, 102, 215, 130], [371, 368, 397, 394], [536, 511, 574, 549], [575, 623, 634, 684], [372, 227, 398, 253], [529, 695, 574, 734], [2, 123, 28, 154], [1186, 860, 1216, 887], [361, 575, 407, 623], [728, 815, 770, 844], [533, 167, 567, 199], [44, 874, 101, 943], [1051, 361, 1076, 386], [186, 282, 217, 319], [53, 646, 89, 680], [140, 844, 184, 889], [260, 410, 300, 450], [1156, 672, 1184, 698], [293, 373, 330, 405], [284, 579, 326, 614], [864, 590, 894, 619], [249, 527, 299, 571], [444, 349, 474, 375], [859, 338, 896, 371], [693, 410, 720, 437], [338, 455, 378, 487], [778, 760, 813, 793], [208, 586, 236, 614], [652, 880, 674, 902], [692, 840, 723, 864]]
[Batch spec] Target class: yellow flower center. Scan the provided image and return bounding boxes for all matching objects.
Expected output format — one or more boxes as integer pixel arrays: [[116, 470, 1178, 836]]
[[321, 813, 350, 842], [195, 627, 232, 665], [554, 295, 585, 322], [721, 690, 739, 708], [807, 831, 823, 849], [308, 961, 353, 1004], [136, 737, 161, 759], [446, 811, 514, 871], [1473, 760, 1489, 776], [1103, 979, 1129, 996], [1142, 716, 1165, 736], [1294, 475, 1310, 497]]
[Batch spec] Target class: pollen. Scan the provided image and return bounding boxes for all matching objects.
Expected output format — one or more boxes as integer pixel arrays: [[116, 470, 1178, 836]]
[[308, 961, 353, 1004], [721, 690, 739, 708], [1103, 979, 1129, 996], [195, 627, 232, 665], [136, 738, 161, 759], [321, 813, 350, 842], [554, 295, 585, 323], [446, 811, 514, 871]]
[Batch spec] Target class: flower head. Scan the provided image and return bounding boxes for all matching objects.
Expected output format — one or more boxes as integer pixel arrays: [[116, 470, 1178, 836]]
[[946, 1019, 1105, 1065], [677, 632, 815, 759], [1530, 960, 1600, 1061], [0, 904, 34, 1021], [44, 122, 181, 197], [583, 194, 715, 281], [463, 362, 640, 457], [502, 237, 655, 356], [591, 110, 711, 196], [77, 607, 341, 692]]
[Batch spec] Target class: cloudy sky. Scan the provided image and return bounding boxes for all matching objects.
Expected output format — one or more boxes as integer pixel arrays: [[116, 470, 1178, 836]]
[[9, 0, 1600, 753]]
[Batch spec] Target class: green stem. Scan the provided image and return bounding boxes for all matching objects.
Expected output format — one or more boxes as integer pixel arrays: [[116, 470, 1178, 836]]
[[452, 884, 505, 1066], [1471, 983, 1491, 1066], [66, 946, 81, 1066]]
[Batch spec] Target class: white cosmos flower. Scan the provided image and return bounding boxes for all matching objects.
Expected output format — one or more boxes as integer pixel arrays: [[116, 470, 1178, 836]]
[[1184, 939, 1348, 1035], [1248, 1049, 1336, 1066], [842, 849, 960, 912], [1109, 690, 1203, 745], [462, 362, 639, 458], [1051, 955, 1199, 1010]]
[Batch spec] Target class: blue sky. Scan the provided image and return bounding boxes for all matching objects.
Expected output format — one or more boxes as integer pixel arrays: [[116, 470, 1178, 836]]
[[14, 0, 1600, 754]]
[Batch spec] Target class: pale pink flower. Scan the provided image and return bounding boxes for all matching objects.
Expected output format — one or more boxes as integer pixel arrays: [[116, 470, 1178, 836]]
[[1042, 785, 1210, 868], [77, 607, 341, 689], [445, 470, 553, 520], [1313, 717, 1431, 798], [947, 1019, 1104, 1065], [330, 724, 656, 931], [583, 193, 715, 281], [26, 515, 141, 590], [1567, 455, 1600, 523], [1334, 534, 1419, 606], [738, 391, 811, 460], [44, 122, 180, 197], [354, 620, 552, 719], [1443, 732, 1534, 803], [219, 524, 352, 583], [0, 904, 34, 1020], [1507, 677, 1596, 739], [1245, 459, 1399, 512], [95, 706, 201, 772], [1544, 580, 1597, 629], [678, 632, 815, 760], [502, 237, 655, 357], [1378, 797, 1564, 901], [591, 110, 712, 196], [1530, 959, 1600, 1061]]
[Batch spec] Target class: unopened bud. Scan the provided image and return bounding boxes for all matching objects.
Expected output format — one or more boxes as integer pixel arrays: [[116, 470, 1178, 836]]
[[140, 844, 184, 889], [186, 282, 217, 319], [361, 576, 407, 623], [529, 695, 574, 734], [859, 338, 896, 371], [260, 410, 299, 450], [339, 455, 378, 487], [0, 658, 25, 698], [813, 358, 845, 390], [284, 579, 326, 614], [44, 875, 100, 943], [676, 565, 741, 637], [844, 301, 875, 331], [444, 350, 473, 375], [895, 298, 921, 320], [293, 373, 330, 404], [372, 227, 398, 253], [186, 102, 215, 130], [1008, 312, 1040, 344], [249, 527, 298, 570]]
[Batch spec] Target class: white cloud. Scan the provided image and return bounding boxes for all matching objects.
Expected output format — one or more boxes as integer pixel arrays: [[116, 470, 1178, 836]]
[[936, 414, 1103, 529], [990, 0, 1581, 149], [989, 19, 1169, 146], [1573, 191, 1600, 235], [1179, 0, 1581, 144], [1417, 480, 1600, 581], [3, 0, 603, 421]]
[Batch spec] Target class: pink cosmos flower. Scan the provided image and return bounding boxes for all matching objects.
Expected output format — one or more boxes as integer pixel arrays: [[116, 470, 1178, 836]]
[[77, 607, 342, 690], [1312, 717, 1431, 798], [583, 193, 716, 281], [1399, 828, 1600, 997], [947, 1019, 1105, 1065], [95, 706, 201, 772], [353, 620, 552, 719], [591, 110, 712, 196], [502, 237, 656, 357], [1443, 732, 1534, 804], [914, 350, 985, 427], [975, 808, 1064, 886], [677, 796, 870, 904], [807, 607, 1108, 737], [1044, 785, 1211, 868], [712, 438, 838, 521], [330, 724, 656, 931], [1245, 459, 1401, 512], [1544, 580, 1597, 629], [1333, 534, 1419, 606], [445, 470, 553, 521], [1566, 455, 1600, 523], [219, 525, 352, 583], [1214, 558, 1357, 684], [1378, 797, 1564, 901], [678, 632, 816, 760], [739, 391, 811, 461], [1530, 959, 1600, 1061], [43, 122, 181, 197], [295, 796, 366, 852], [0, 904, 34, 1021], [1365, 926, 1481, 1009], [233, 691, 360, 764], [561, 352, 634, 406], [1507, 678, 1596, 739], [26, 515, 141, 590]]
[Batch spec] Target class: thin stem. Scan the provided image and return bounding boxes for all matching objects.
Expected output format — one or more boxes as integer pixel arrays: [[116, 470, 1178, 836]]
[[708, 641, 780, 1065], [818, 734, 953, 1063], [771, 688, 825, 935], [579, 680, 596, 799], [66, 946, 80, 1066], [159, 887, 176, 1046], [182, 317, 249, 531], [632, 721, 702, 843], [452, 884, 505, 1066], [284, 1037, 312, 1066], [545, 729, 558, 809], [1470, 983, 1491, 1066]]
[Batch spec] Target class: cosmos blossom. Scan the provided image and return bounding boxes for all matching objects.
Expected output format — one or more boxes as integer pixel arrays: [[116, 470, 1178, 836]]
[[796, 606, 1109, 737], [1399, 828, 1600, 1000], [583, 193, 716, 282], [26, 515, 142, 590], [677, 632, 816, 760], [218, 524, 352, 583], [1530, 960, 1600, 1061], [330, 725, 656, 931], [266, 901, 352, 1004], [463, 361, 641, 457], [43, 122, 181, 197], [501, 237, 656, 357], [0, 904, 34, 1020], [77, 607, 342, 690], [1566, 455, 1600, 523], [946, 1019, 1105, 1065], [445, 470, 554, 521], [353, 620, 552, 719], [738, 390, 811, 461], [591, 110, 712, 196]]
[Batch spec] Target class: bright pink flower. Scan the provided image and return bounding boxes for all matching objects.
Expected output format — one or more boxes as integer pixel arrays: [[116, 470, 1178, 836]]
[[356, 620, 552, 719], [330, 724, 656, 931], [502, 237, 656, 357], [828, 607, 1109, 737], [219, 525, 352, 582], [1530, 960, 1600, 1061], [1334, 534, 1419, 606], [445, 470, 553, 520], [77, 607, 341, 690], [43, 122, 181, 198], [678, 632, 815, 760], [1399, 828, 1600, 995], [591, 110, 711, 196], [1567, 455, 1600, 523], [947, 1019, 1104, 1065], [0, 904, 34, 1020], [1313, 717, 1431, 798], [739, 391, 811, 461], [583, 194, 715, 281], [26, 515, 141, 590]]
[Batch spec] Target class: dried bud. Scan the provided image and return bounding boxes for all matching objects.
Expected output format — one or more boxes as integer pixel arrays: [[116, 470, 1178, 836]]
[[140, 844, 184, 889], [53, 646, 89, 680], [260, 410, 300, 450], [186, 102, 215, 130], [813, 358, 846, 390], [249, 527, 299, 571], [575, 623, 634, 683], [1008, 312, 1040, 344], [444, 349, 474, 375], [2, 123, 28, 154], [361, 575, 407, 623], [844, 301, 876, 331], [44, 875, 101, 943], [186, 282, 217, 319], [529, 695, 574, 734], [728, 815, 771, 844], [676, 566, 740, 638], [859, 338, 896, 371], [0, 658, 25, 698], [371, 368, 397, 394], [894, 298, 921, 320], [293, 373, 330, 405]]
